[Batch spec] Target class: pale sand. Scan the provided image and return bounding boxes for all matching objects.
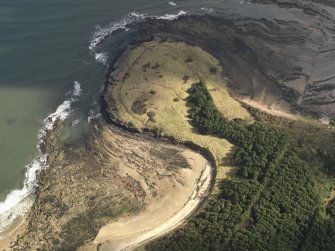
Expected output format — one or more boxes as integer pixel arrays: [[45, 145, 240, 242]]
[[240, 98, 332, 126], [0, 217, 27, 250], [240, 97, 302, 121], [319, 114, 330, 125], [79, 150, 212, 251], [0, 236, 11, 250]]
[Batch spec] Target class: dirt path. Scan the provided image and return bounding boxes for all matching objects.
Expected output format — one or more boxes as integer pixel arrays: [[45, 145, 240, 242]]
[[79, 151, 213, 251], [239, 97, 302, 121]]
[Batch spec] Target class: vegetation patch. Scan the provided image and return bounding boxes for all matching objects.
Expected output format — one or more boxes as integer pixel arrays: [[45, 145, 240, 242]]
[[131, 99, 148, 115], [208, 66, 218, 74], [144, 81, 335, 251], [183, 75, 190, 83], [60, 201, 140, 250], [40, 195, 69, 218], [105, 39, 252, 174], [185, 56, 193, 63], [150, 147, 191, 169]]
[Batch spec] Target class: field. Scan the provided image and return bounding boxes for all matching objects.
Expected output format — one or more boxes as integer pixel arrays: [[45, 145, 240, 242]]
[[105, 39, 252, 178]]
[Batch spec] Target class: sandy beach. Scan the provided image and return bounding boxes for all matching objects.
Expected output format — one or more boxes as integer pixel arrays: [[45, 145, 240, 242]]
[[79, 150, 212, 251]]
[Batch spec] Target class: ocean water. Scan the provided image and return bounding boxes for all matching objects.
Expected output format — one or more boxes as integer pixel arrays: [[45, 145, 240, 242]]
[[0, 0, 300, 238], [0, 0, 226, 238]]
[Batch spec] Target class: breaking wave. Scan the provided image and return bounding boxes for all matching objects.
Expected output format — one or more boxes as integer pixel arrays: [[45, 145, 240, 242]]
[[95, 52, 109, 66], [89, 10, 188, 51], [88, 107, 101, 123], [88, 9, 189, 125], [156, 10, 187, 20], [89, 12, 146, 51], [0, 81, 82, 238], [200, 7, 214, 13]]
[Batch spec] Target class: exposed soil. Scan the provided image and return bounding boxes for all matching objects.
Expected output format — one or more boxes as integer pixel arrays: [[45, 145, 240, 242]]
[[100, 39, 244, 251], [2, 118, 212, 251], [5, 1, 335, 249], [80, 151, 211, 251], [103, 39, 249, 169]]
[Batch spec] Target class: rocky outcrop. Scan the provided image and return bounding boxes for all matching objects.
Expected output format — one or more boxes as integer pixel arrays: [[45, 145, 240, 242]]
[[11, 120, 197, 250], [123, 1, 335, 118]]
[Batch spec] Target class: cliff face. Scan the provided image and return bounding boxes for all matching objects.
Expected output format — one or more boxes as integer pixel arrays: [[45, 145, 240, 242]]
[[129, 1, 335, 118]]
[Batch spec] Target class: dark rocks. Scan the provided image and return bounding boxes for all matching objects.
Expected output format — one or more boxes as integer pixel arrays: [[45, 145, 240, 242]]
[[121, 1, 335, 118]]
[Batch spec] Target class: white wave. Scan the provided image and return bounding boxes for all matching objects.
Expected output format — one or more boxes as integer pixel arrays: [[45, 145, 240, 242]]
[[200, 7, 214, 13], [0, 155, 47, 234], [0, 197, 32, 236], [88, 108, 101, 123], [72, 119, 80, 127], [73, 81, 82, 97], [41, 100, 72, 133], [155, 10, 187, 20], [0, 156, 47, 216], [95, 52, 109, 66], [0, 81, 82, 238], [89, 12, 147, 51], [89, 10, 188, 51], [168, 2, 176, 6]]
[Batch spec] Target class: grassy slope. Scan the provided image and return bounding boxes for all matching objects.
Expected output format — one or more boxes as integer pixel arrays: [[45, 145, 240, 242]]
[[106, 39, 335, 250], [144, 81, 335, 251], [106, 39, 252, 180]]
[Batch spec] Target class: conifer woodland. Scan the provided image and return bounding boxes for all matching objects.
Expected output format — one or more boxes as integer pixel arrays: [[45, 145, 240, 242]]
[[146, 81, 335, 251]]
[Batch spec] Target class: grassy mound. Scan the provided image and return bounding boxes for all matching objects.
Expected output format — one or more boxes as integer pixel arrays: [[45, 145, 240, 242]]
[[105, 39, 252, 180]]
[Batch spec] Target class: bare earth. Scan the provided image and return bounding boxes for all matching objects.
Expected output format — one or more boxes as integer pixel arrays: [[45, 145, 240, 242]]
[[4, 121, 212, 251], [239, 97, 302, 121], [80, 151, 211, 251], [98, 39, 254, 250], [104, 39, 252, 168], [2, 40, 252, 251]]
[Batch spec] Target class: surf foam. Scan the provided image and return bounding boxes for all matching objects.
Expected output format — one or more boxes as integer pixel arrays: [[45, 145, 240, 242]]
[[95, 52, 109, 66], [89, 10, 188, 51], [89, 12, 147, 51], [88, 108, 101, 123], [200, 7, 214, 13], [0, 81, 82, 238]]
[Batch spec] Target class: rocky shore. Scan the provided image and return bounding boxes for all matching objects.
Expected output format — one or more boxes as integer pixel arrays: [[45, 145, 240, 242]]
[[3, 1, 335, 249], [3, 106, 214, 250], [124, 1, 335, 119]]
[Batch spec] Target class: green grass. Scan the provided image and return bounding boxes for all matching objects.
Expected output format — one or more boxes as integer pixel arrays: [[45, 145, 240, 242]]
[[144, 81, 335, 251], [107, 39, 252, 177]]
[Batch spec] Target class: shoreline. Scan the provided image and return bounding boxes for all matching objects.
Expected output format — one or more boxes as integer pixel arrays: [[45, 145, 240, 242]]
[[127, 163, 213, 250], [4, 109, 218, 251], [81, 156, 214, 251], [88, 39, 232, 250], [0, 81, 81, 243], [0, 84, 218, 251], [3, 7, 334, 248], [80, 91, 220, 251]]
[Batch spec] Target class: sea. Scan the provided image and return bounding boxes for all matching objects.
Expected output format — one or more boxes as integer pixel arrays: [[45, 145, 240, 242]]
[[0, 0, 302, 238]]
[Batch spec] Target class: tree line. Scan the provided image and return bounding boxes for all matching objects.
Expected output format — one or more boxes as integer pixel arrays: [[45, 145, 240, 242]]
[[145, 81, 335, 251]]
